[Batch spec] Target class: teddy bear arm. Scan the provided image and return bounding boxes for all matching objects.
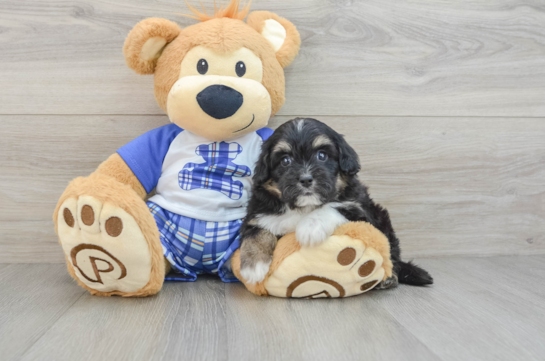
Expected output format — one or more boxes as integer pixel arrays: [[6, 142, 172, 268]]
[[93, 153, 148, 199]]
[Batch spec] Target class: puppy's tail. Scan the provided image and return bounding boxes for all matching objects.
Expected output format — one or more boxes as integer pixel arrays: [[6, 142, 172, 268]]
[[396, 261, 433, 286]]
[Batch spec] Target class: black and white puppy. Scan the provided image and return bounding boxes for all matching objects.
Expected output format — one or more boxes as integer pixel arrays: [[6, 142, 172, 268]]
[[239, 118, 433, 287]]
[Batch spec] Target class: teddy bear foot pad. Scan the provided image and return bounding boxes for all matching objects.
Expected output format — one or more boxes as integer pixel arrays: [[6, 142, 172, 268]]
[[58, 195, 153, 294], [233, 222, 393, 298], [267, 234, 386, 298]]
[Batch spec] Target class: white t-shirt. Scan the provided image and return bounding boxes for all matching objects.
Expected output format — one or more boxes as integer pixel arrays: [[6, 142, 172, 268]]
[[117, 124, 273, 222]]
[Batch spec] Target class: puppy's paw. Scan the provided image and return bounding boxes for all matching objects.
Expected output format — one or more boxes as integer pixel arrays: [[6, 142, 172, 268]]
[[376, 274, 399, 290], [296, 216, 334, 247], [240, 260, 272, 285], [296, 204, 349, 247]]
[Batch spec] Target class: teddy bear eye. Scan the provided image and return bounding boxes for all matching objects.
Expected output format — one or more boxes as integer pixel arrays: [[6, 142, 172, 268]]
[[235, 61, 246, 77], [197, 59, 208, 74]]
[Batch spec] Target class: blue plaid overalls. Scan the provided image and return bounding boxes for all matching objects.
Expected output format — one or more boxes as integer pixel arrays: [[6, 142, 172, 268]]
[[148, 201, 241, 282]]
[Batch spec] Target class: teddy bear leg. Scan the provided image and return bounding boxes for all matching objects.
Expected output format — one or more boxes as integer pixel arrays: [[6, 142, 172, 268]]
[[55, 174, 165, 297], [233, 222, 394, 298]]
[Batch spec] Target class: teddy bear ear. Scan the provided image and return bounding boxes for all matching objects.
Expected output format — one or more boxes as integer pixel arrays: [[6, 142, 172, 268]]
[[123, 18, 181, 75], [247, 11, 301, 68]]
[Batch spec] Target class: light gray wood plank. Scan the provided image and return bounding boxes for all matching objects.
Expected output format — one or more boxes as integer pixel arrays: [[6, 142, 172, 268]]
[[1, 115, 544, 262], [1, 0, 544, 116], [374, 257, 545, 361], [0, 264, 85, 361], [438, 256, 545, 310], [20, 275, 227, 361], [224, 282, 439, 361]]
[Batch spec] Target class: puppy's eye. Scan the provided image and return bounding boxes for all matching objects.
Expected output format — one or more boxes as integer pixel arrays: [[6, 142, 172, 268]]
[[236, 61, 246, 77], [281, 156, 292, 167], [197, 59, 208, 74], [317, 151, 328, 161]]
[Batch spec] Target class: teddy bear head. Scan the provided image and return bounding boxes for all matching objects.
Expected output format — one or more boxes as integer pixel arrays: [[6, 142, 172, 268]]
[[123, 1, 301, 141]]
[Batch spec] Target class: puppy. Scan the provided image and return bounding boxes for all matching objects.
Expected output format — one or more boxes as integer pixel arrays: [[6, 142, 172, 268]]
[[239, 118, 433, 287]]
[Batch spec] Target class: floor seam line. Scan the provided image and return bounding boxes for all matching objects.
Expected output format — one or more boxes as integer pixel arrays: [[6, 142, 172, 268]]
[[369, 296, 445, 361], [17, 287, 87, 360]]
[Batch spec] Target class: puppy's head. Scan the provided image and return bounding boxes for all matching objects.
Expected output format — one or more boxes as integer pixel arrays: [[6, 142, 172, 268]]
[[255, 118, 360, 209]]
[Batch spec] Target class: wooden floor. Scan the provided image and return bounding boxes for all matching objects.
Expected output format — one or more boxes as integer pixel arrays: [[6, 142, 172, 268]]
[[1, 256, 544, 361]]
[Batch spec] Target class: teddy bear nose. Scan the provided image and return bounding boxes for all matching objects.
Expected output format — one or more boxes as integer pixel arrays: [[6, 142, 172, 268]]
[[196, 85, 243, 119]]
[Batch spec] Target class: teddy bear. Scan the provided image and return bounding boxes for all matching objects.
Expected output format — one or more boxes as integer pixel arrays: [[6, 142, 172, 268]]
[[53, 0, 393, 298]]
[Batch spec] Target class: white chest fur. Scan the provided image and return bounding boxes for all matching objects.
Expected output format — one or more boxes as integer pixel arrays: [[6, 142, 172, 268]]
[[255, 206, 315, 236], [255, 203, 349, 244]]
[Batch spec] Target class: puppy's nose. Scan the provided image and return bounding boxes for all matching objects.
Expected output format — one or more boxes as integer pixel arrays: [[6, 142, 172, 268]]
[[299, 175, 313, 188], [196, 85, 243, 119]]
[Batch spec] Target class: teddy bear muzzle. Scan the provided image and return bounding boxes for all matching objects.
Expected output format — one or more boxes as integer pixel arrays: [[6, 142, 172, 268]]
[[166, 74, 272, 141]]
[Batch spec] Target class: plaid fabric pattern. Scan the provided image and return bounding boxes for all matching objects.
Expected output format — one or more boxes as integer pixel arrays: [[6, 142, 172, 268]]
[[147, 201, 241, 283], [179, 141, 251, 200]]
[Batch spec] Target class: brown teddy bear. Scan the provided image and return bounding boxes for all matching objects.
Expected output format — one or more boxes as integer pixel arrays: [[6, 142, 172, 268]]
[[53, 0, 392, 298]]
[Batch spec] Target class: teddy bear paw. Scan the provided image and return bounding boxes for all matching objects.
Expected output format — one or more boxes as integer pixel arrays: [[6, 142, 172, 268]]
[[264, 225, 392, 298], [57, 195, 155, 295]]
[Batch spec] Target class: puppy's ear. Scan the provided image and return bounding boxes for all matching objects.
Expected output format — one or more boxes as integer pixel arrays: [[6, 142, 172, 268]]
[[247, 11, 301, 68], [123, 18, 181, 75], [253, 143, 272, 186], [335, 134, 360, 176]]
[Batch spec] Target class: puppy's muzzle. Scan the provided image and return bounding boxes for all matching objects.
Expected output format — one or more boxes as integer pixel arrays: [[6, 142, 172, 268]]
[[196, 85, 243, 119]]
